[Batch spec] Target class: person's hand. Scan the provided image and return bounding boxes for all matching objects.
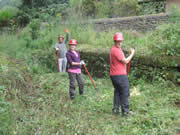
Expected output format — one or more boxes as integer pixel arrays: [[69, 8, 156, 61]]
[[65, 28, 69, 33], [130, 48, 135, 55], [56, 48, 59, 51], [80, 60, 85, 65]]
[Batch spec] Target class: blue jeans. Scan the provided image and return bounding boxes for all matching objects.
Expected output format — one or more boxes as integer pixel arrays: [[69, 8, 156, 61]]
[[110, 75, 130, 114]]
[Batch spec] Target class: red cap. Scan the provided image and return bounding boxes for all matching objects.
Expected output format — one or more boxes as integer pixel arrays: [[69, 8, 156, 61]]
[[69, 39, 77, 45], [113, 33, 123, 41]]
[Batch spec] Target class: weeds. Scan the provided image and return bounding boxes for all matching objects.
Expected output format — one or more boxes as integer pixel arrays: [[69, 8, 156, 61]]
[[0, 9, 180, 134], [7, 72, 179, 135]]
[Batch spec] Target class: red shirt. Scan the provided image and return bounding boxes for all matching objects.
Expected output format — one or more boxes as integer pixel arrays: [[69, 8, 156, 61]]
[[110, 46, 127, 75]]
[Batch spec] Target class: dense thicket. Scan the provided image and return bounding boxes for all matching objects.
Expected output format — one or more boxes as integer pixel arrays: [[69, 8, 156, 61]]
[[21, 0, 69, 8], [0, 0, 167, 27]]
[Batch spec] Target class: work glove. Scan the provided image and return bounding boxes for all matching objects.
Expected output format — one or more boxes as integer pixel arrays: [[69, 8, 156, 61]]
[[130, 48, 135, 55], [80, 60, 85, 65]]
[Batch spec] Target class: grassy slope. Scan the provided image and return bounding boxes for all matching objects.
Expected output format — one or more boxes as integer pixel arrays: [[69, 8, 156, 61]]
[[0, 20, 179, 134], [10, 72, 179, 135]]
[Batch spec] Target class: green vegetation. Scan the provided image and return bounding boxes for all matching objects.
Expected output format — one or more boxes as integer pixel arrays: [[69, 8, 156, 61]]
[[0, 6, 18, 26], [0, 0, 167, 28], [0, 20, 179, 134], [70, 0, 140, 18], [139, 0, 166, 15], [0, 0, 179, 134], [0, 61, 179, 134]]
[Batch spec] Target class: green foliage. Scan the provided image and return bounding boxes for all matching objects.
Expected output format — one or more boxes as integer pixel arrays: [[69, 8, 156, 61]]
[[110, 0, 140, 17], [0, 96, 13, 135], [21, 0, 69, 8], [15, 9, 31, 26], [29, 19, 40, 40], [71, 0, 140, 18], [15, 2, 69, 26], [0, 0, 21, 9], [139, 1, 166, 15], [0, 55, 20, 134], [5, 72, 179, 134], [0, 54, 32, 93], [0, 34, 27, 58], [168, 4, 180, 24], [81, 0, 96, 17], [94, 0, 111, 18], [0, 6, 179, 134], [0, 6, 18, 26], [150, 23, 180, 56]]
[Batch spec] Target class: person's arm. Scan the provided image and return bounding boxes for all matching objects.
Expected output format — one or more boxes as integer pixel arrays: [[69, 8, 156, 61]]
[[72, 62, 80, 66], [64, 32, 69, 44], [55, 43, 59, 51], [121, 48, 135, 64]]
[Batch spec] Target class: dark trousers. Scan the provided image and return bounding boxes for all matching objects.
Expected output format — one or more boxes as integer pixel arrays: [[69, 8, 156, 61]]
[[110, 75, 130, 114], [68, 72, 84, 99]]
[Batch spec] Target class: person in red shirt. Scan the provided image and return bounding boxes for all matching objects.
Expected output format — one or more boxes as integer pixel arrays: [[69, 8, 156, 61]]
[[110, 33, 135, 116]]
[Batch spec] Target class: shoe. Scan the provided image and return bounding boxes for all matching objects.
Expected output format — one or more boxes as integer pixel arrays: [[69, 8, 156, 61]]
[[122, 111, 135, 117], [79, 91, 84, 95], [112, 108, 119, 115], [70, 96, 75, 100]]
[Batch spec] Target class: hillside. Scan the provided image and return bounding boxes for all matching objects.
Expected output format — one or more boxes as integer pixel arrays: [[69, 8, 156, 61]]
[[0, 57, 179, 134], [0, 0, 180, 134]]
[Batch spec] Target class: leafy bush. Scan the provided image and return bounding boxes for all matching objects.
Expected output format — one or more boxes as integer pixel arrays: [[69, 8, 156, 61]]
[[29, 19, 40, 40], [110, 0, 140, 18], [139, 1, 166, 15], [21, 0, 69, 8], [0, 6, 18, 26], [150, 23, 180, 56], [168, 4, 180, 24], [0, 0, 21, 9], [15, 10, 31, 26], [71, 0, 140, 18]]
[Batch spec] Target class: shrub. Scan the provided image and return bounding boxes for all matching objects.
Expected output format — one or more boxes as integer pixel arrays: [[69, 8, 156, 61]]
[[15, 10, 31, 26], [139, 1, 166, 15], [151, 23, 180, 56], [29, 19, 40, 40], [70, 0, 140, 18], [168, 4, 180, 24], [0, 6, 18, 26], [110, 0, 140, 18]]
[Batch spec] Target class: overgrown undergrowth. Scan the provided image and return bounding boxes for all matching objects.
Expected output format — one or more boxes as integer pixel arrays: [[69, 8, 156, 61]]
[[0, 54, 179, 134], [2, 71, 179, 134], [0, 13, 180, 134]]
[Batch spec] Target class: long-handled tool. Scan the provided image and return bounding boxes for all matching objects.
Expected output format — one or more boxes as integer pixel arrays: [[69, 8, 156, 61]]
[[57, 51, 60, 72], [127, 60, 131, 75], [83, 64, 97, 89]]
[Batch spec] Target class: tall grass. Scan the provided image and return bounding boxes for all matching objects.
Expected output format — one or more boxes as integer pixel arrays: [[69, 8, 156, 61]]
[[9, 72, 180, 134], [0, 14, 179, 134], [0, 96, 14, 135], [0, 18, 180, 75]]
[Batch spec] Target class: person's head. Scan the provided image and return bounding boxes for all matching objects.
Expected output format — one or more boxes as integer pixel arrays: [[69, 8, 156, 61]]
[[58, 35, 64, 43], [113, 33, 124, 47], [69, 39, 77, 51]]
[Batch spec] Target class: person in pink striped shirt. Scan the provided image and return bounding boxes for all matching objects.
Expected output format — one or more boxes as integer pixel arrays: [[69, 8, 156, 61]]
[[66, 39, 85, 99]]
